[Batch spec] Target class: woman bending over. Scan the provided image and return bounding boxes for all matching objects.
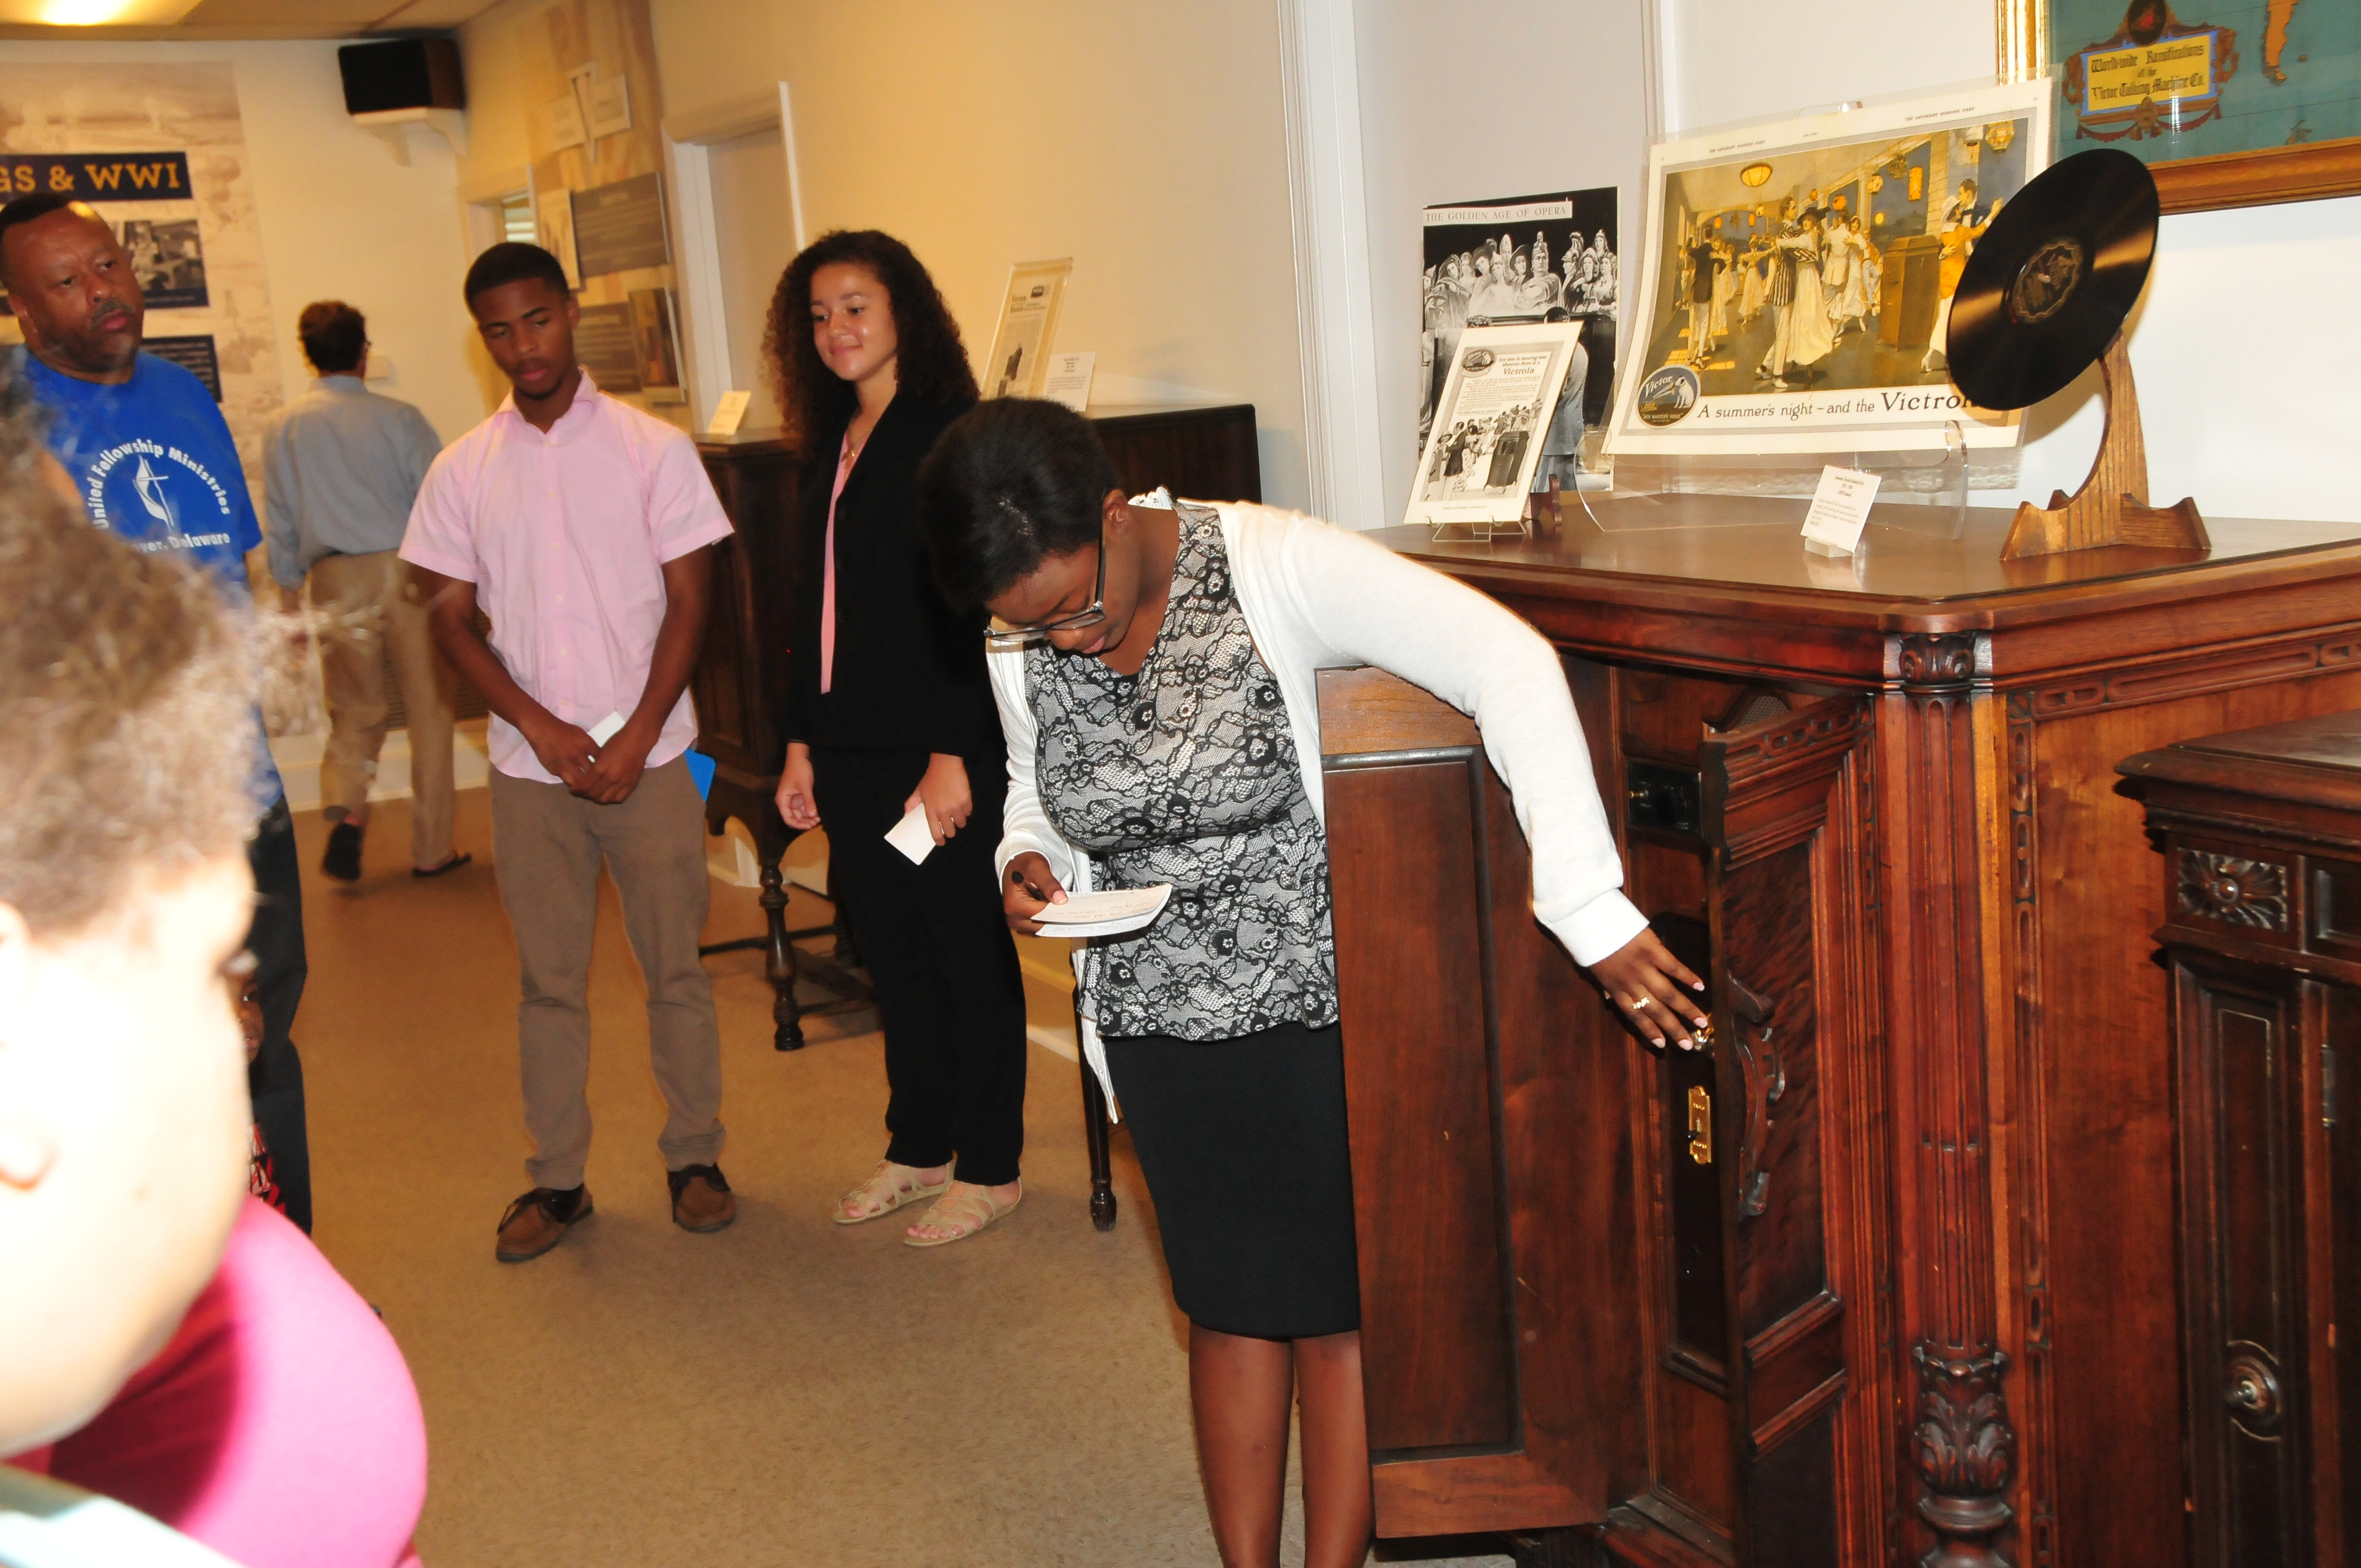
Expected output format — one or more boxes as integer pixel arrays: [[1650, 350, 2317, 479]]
[[916, 399, 1703, 1565]]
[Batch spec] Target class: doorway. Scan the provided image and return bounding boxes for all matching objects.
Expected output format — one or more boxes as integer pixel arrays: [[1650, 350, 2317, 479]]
[[705, 127, 797, 432]]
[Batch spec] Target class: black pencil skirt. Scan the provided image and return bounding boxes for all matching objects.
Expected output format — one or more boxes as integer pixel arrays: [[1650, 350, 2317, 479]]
[[1102, 1019, 1361, 1340]]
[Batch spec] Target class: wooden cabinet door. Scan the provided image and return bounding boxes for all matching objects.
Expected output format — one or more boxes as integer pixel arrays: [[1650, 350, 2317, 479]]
[[2167, 945, 2341, 1568], [1619, 690, 1873, 1564], [1320, 665, 1640, 1540]]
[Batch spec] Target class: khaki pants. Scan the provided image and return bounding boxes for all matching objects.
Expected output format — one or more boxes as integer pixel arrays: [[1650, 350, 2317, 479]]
[[308, 551, 456, 869], [488, 759, 725, 1190]]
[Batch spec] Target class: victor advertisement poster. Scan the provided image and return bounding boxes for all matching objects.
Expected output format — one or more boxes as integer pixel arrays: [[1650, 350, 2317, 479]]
[[1402, 322, 1584, 530], [1607, 80, 2051, 455]]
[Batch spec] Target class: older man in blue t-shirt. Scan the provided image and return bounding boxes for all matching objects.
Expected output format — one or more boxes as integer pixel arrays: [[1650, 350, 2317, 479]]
[[1, 192, 313, 1233]]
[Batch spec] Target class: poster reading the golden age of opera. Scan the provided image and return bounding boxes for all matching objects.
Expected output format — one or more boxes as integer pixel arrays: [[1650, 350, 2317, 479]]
[[1606, 80, 2050, 456]]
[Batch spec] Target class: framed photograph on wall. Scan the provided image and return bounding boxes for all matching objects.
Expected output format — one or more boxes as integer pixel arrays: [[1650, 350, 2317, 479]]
[[980, 258, 1071, 400], [1403, 322, 1584, 533], [2002, 0, 2361, 209]]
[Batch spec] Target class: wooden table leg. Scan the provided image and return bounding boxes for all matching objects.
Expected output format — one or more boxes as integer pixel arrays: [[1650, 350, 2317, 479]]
[[758, 857, 804, 1052], [1080, 1050, 1116, 1231]]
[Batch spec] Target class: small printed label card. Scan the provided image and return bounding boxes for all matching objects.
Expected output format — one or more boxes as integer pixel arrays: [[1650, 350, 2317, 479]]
[[707, 390, 753, 436], [1041, 350, 1097, 412], [1800, 465, 1881, 557]]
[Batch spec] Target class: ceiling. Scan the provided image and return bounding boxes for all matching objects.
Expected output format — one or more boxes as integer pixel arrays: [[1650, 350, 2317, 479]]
[[0, 0, 502, 40]]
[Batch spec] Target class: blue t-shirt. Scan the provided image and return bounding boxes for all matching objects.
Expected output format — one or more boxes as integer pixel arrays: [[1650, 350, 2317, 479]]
[[19, 349, 282, 803]]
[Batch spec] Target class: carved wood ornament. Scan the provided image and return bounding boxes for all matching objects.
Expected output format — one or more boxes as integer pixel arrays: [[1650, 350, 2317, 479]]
[[2174, 849, 2291, 932], [1913, 1346, 2017, 1568]]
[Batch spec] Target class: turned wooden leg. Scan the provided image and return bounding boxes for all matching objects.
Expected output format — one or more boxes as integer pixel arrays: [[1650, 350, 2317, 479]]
[[759, 858, 805, 1051], [1080, 1052, 1117, 1231], [1913, 1344, 2014, 1568]]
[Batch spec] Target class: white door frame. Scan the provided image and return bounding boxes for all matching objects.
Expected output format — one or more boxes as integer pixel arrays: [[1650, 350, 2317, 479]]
[[661, 85, 806, 431], [1276, 0, 1385, 529]]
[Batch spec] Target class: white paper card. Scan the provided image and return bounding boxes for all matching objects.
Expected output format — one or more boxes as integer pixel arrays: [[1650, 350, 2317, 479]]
[[707, 390, 753, 435], [1800, 466, 1881, 557], [547, 92, 587, 150], [1033, 884, 1173, 939], [586, 75, 632, 138], [1041, 350, 1096, 412], [586, 711, 626, 746], [885, 804, 937, 865]]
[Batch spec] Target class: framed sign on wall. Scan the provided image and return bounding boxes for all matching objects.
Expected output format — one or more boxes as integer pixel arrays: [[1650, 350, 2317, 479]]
[[2000, 0, 2361, 210]]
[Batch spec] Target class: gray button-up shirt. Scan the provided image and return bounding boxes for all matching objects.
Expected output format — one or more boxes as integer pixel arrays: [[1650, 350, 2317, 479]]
[[260, 375, 443, 589]]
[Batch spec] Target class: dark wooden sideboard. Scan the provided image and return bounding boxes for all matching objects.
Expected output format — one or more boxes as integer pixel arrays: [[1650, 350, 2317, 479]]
[[2119, 712, 2361, 1568], [688, 403, 1261, 1044], [1319, 494, 2361, 1566]]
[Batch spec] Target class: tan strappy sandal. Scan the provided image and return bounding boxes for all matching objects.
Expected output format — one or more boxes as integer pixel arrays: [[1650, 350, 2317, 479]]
[[903, 1182, 1022, 1248], [834, 1159, 951, 1225]]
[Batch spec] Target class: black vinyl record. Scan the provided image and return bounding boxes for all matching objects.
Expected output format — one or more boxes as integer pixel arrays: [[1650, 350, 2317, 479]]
[[1944, 148, 2160, 412]]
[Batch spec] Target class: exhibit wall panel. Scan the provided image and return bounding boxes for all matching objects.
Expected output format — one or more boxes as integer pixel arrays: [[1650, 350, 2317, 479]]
[[455, 0, 689, 429], [0, 40, 484, 445], [1657, 0, 2361, 524], [647, 0, 1311, 509], [1350, 0, 1654, 530]]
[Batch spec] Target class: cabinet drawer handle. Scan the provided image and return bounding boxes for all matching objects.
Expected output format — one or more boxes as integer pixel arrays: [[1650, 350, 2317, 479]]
[[2224, 1348, 2282, 1434]]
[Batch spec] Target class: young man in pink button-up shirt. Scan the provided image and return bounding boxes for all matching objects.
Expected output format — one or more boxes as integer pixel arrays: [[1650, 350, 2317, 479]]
[[401, 243, 738, 1262]]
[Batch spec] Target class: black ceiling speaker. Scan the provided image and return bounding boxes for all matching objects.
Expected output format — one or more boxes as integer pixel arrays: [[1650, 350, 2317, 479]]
[[338, 38, 465, 117]]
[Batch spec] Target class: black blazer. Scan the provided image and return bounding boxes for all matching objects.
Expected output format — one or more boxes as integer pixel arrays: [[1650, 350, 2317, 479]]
[[781, 394, 999, 760]]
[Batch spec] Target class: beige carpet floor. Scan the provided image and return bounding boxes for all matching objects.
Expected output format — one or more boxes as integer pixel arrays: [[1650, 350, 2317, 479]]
[[291, 792, 1511, 1568]]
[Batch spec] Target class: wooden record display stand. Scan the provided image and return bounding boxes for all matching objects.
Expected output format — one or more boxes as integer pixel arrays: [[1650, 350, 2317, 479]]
[[1998, 331, 2208, 560], [1320, 499, 2361, 1566]]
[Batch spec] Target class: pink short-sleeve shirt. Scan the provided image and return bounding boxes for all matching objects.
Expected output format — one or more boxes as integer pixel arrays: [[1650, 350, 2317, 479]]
[[400, 375, 735, 784]]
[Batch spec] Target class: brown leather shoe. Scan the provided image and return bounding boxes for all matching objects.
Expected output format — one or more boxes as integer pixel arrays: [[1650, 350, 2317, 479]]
[[496, 1185, 591, 1262], [668, 1164, 736, 1233]]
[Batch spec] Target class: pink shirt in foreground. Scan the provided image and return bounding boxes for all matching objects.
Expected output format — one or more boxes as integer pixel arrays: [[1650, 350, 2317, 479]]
[[819, 429, 855, 694], [12, 1198, 428, 1568], [399, 375, 735, 784]]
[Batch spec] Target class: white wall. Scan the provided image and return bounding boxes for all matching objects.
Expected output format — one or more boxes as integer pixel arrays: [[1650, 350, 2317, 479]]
[[1353, 0, 1655, 527], [1654, 0, 2361, 523], [646, 0, 1312, 508], [0, 40, 484, 444]]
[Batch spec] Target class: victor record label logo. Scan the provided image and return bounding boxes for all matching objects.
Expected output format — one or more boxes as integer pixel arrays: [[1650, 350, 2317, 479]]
[[1637, 364, 1700, 427]]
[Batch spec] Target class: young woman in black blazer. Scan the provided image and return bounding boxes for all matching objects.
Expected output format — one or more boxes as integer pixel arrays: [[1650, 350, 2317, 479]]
[[768, 230, 1028, 1245]]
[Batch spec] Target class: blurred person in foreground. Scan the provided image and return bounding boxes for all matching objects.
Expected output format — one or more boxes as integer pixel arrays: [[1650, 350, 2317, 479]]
[[0, 190, 313, 1233], [0, 398, 426, 1566], [263, 298, 466, 883], [403, 243, 737, 1260]]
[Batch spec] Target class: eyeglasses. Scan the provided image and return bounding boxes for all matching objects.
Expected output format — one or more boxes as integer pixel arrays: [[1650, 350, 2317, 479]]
[[983, 509, 1106, 652]]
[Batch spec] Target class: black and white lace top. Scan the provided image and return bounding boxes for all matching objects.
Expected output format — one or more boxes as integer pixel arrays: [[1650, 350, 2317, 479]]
[[1026, 502, 1339, 1041]]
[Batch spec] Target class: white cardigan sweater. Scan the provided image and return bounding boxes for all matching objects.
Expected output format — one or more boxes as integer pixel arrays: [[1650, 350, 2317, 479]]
[[990, 498, 1646, 1114]]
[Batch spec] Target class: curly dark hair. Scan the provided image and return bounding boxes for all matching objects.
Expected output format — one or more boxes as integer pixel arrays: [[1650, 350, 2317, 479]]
[[917, 399, 1117, 611], [763, 230, 977, 448]]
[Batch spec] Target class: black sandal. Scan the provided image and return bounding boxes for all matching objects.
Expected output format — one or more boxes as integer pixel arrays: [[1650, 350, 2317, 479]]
[[412, 852, 474, 879]]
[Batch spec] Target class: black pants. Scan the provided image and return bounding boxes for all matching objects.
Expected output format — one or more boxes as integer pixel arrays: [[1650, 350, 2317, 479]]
[[247, 796, 312, 1232], [813, 748, 1028, 1186]]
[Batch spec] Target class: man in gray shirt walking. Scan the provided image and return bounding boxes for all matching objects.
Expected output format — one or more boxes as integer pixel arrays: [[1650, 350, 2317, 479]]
[[264, 300, 467, 881]]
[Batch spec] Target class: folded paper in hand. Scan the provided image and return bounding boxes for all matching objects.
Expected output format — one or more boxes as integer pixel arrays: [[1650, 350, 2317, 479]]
[[885, 804, 936, 865], [1033, 884, 1173, 939], [586, 710, 627, 746]]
